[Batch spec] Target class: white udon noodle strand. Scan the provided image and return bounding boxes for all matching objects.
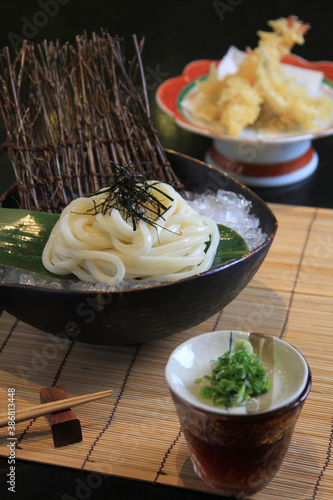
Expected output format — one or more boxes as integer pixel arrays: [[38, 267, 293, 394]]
[[42, 181, 220, 286]]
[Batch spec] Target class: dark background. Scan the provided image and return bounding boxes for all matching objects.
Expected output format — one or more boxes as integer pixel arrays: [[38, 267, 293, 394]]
[[0, 1, 332, 499]]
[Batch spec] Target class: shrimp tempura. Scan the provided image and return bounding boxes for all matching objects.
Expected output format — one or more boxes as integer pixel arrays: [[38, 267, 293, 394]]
[[190, 16, 332, 136]]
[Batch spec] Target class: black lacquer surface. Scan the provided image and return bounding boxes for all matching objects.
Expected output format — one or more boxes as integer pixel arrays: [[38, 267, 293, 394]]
[[0, 151, 277, 345]]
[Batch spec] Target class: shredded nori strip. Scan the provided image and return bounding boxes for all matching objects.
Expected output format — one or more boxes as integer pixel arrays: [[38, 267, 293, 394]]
[[85, 163, 174, 231]]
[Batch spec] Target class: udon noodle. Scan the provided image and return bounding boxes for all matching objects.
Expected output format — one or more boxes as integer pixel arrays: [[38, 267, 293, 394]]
[[42, 181, 220, 286]]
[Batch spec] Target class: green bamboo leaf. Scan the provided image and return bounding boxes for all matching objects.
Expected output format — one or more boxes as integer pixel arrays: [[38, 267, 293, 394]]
[[212, 224, 249, 267], [0, 208, 74, 280], [0, 209, 249, 281]]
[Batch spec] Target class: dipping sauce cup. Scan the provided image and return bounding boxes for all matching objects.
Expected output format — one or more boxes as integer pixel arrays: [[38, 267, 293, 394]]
[[165, 331, 311, 497]]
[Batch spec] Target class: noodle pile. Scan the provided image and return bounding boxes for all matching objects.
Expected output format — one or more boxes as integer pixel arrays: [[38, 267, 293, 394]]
[[42, 181, 220, 286]]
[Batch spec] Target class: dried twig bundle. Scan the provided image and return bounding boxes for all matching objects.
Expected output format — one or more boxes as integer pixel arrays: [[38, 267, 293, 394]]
[[0, 31, 181, 212]]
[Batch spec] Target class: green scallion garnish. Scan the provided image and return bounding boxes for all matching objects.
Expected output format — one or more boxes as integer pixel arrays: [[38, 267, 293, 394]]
[[196, 339, 270, 408]]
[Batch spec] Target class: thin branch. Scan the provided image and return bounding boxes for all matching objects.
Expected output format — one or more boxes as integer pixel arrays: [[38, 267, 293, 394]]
[[0, 30, 183, 213]]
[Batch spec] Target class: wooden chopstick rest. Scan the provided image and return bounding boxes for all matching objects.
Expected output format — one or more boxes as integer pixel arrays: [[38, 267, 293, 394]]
[[40, 385, 82, 448]]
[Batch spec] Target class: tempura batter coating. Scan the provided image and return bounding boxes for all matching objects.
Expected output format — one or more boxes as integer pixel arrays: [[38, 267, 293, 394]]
[[192, 16, 332, 136]]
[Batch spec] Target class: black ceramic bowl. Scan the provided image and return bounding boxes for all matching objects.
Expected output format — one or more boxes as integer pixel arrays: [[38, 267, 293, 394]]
[[0, 151, 277, 345]]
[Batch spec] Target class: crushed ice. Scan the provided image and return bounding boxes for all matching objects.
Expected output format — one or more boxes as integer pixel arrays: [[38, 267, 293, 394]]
[[187, 190, 267, 251]]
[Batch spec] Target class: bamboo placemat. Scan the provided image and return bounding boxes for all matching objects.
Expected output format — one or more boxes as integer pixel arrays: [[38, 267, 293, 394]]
[[0, 202, 333, 499]]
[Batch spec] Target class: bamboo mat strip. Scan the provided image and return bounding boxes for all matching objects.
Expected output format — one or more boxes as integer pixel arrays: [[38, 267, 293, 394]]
[[0, 203, 333, 500]]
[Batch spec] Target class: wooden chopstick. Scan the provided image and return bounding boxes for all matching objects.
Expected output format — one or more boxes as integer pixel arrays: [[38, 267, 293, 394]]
[[0, 389, 113, 428]]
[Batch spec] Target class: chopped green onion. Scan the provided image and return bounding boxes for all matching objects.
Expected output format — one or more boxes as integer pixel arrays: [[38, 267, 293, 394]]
[[197, 339, 270, 408]]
